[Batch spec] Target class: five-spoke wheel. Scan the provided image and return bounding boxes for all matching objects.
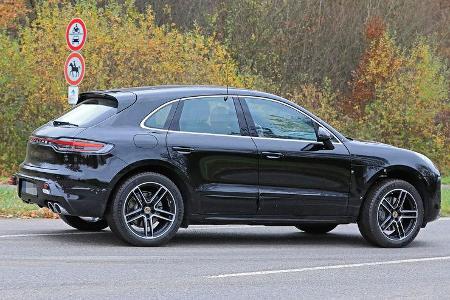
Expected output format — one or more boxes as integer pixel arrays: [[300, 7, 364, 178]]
[[377, 189, 418, 241], [358, 179, 423, 247], [107, 172, 183, 246], [123, 182, 177, 239]]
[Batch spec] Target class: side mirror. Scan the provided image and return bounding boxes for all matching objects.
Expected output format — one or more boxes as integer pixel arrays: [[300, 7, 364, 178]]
[[317, 127, 334, 149], [317, 127, 331, 142]]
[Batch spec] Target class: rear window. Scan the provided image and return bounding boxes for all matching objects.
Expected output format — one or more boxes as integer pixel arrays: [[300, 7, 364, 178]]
[[54, 98, 117, 127]]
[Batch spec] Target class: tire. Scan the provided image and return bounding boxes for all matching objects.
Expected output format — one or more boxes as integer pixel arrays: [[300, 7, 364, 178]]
[[106, 172, 184, 246], [358, 179, 424, 248], [295, 223, 337, 234], [60, 215, 108, 231]]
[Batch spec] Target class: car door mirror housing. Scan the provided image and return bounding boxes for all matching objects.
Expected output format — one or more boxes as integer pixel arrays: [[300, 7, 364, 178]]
[[317, 127, 331, 142], [317, 127, 334, 149]]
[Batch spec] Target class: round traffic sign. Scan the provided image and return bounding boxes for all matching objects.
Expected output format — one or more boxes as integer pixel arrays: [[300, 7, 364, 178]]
[[64, 52, 85, 86], [66, 18, 87, 51]]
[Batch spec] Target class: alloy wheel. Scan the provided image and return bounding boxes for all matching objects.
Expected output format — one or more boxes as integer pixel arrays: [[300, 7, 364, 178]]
[[376, 188, 419, 241], [122, 182, 177, 239]]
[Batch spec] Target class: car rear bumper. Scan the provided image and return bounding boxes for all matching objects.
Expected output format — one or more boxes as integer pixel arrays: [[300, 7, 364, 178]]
[[16, 158, 125, 218]]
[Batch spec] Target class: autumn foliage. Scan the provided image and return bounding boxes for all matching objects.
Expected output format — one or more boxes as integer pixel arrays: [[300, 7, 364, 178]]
[[0, 3, 448, 174], [341, 17, 449, 170], [0, 0, 28, 31], [345, 17, 403, 118], [0, 1, 253, 175]]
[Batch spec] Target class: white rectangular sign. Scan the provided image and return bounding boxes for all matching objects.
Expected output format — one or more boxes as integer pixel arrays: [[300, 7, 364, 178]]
[[68, 85, 79, 105]]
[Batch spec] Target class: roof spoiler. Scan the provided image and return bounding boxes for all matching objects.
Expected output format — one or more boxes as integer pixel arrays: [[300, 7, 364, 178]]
[[77, 91, 137, 112]]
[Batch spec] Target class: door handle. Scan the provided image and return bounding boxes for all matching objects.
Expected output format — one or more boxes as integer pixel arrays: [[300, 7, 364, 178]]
[[262, 151, 283, 159], [172, 146, 194, 154]]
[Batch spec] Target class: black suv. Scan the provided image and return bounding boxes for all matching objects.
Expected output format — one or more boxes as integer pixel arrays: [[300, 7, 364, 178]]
[[16, 86, 441, 247]]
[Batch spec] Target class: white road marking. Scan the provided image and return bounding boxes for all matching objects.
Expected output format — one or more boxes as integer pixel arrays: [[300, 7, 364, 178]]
[[0, 225, 263, 238], [0, 232, 107, 238], [208, 256, 450, 278], [439, 217, 450, 221]]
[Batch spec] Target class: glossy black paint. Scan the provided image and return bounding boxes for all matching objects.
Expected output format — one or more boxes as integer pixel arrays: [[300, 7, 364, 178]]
[[16, 86, 441, 226]]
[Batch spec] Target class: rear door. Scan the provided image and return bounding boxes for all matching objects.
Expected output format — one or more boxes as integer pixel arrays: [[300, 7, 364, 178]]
[[166, 96, 259, 215]]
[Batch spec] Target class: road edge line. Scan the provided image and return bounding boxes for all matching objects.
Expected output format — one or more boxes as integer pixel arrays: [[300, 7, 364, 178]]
[[207, 256, 450, 279]]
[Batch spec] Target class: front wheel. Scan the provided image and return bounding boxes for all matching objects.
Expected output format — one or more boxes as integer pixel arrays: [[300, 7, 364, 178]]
[[358, 179, 423, 248], [295, 223, 337, 234], [107, 172, 184, 246], [60, 215, 108, 231]]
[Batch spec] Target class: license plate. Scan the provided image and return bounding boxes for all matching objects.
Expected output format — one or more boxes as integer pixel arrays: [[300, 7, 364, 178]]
[[21, 180, 37, 196]]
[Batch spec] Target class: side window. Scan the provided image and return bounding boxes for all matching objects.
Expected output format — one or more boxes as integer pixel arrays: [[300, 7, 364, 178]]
[[178, 97, 241, 135], [244, 98, 318, 141], [144, 102, 175, 129]]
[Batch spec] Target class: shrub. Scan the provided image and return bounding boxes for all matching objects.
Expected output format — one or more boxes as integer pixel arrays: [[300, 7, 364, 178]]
[[0, 0, 253, 175], [288, 78, 348, 132], [364, 39, 449, 170]]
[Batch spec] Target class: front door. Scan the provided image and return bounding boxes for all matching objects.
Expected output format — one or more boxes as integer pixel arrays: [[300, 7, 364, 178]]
[[240, 97, 351, 217], [166, 96, 258, 215]]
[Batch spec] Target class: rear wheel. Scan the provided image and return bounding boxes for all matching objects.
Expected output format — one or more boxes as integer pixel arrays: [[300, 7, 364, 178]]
[[295, 223, 337, 234], [358, 179, 423, 248], [60, 215, 108, 231], [107, 172, 184, 246]]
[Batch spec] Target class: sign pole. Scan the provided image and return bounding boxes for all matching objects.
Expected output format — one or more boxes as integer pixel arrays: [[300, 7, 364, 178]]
[[65, 18, 87, 106]]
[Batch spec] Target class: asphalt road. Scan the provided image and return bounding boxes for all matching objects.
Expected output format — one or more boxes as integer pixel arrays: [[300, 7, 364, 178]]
[[1, 218, 450, 299]]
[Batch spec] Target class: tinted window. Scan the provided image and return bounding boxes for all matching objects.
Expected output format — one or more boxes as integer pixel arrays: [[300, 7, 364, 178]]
[[178, 97, 241, 135], [54, 98, 117, 127], [245, 98, 317, 141], [144, 103, 174, 129]]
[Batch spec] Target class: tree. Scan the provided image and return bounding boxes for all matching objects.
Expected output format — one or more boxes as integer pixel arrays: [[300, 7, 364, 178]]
[[0, 0, 254, 175], [364, 39, 449, 169]]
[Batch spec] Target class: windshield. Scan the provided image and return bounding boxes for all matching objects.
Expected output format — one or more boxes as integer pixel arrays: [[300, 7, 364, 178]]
[[54, 98, 117, 127]]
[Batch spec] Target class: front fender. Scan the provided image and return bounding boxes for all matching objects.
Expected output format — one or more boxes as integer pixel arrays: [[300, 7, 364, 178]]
[[348, 163, 438, 224]]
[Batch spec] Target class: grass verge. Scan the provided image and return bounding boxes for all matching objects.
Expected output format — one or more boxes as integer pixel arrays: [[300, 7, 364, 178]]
[[441, 188, 450, 217], [442, 176, 450, 185], [0, 185, 449, 218], [0, 186, 58, 218]]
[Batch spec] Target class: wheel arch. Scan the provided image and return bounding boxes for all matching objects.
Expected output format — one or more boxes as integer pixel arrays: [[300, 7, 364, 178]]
[[361, 165, 429, 223], [104, 159, 193, 227]]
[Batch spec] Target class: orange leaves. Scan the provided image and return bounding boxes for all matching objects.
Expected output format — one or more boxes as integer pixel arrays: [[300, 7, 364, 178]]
[[365, 16, 386, 41], [340, 16, 449, 171], [0, 0, 28, 30], [345, 17, 402, 119]]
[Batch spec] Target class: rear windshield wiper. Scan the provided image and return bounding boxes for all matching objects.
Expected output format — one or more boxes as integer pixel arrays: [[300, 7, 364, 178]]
[[53, 120, 79, 127]]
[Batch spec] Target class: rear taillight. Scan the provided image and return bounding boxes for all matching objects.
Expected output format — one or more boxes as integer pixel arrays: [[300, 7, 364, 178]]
[[29, 136, 113, 154]]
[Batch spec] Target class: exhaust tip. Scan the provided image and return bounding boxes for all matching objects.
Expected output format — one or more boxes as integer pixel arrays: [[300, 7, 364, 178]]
[[47, 202, 55, 213], [48, 202, 69, 215], [53, 203, 62, 214]]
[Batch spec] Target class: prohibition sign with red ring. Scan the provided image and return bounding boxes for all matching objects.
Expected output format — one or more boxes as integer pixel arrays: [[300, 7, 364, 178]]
[[66, 18, 87, 51], [64, 52, 85, 86]]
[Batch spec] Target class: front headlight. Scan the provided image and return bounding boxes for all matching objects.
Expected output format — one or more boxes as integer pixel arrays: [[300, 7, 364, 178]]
[[415, 152, 440, 175]]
